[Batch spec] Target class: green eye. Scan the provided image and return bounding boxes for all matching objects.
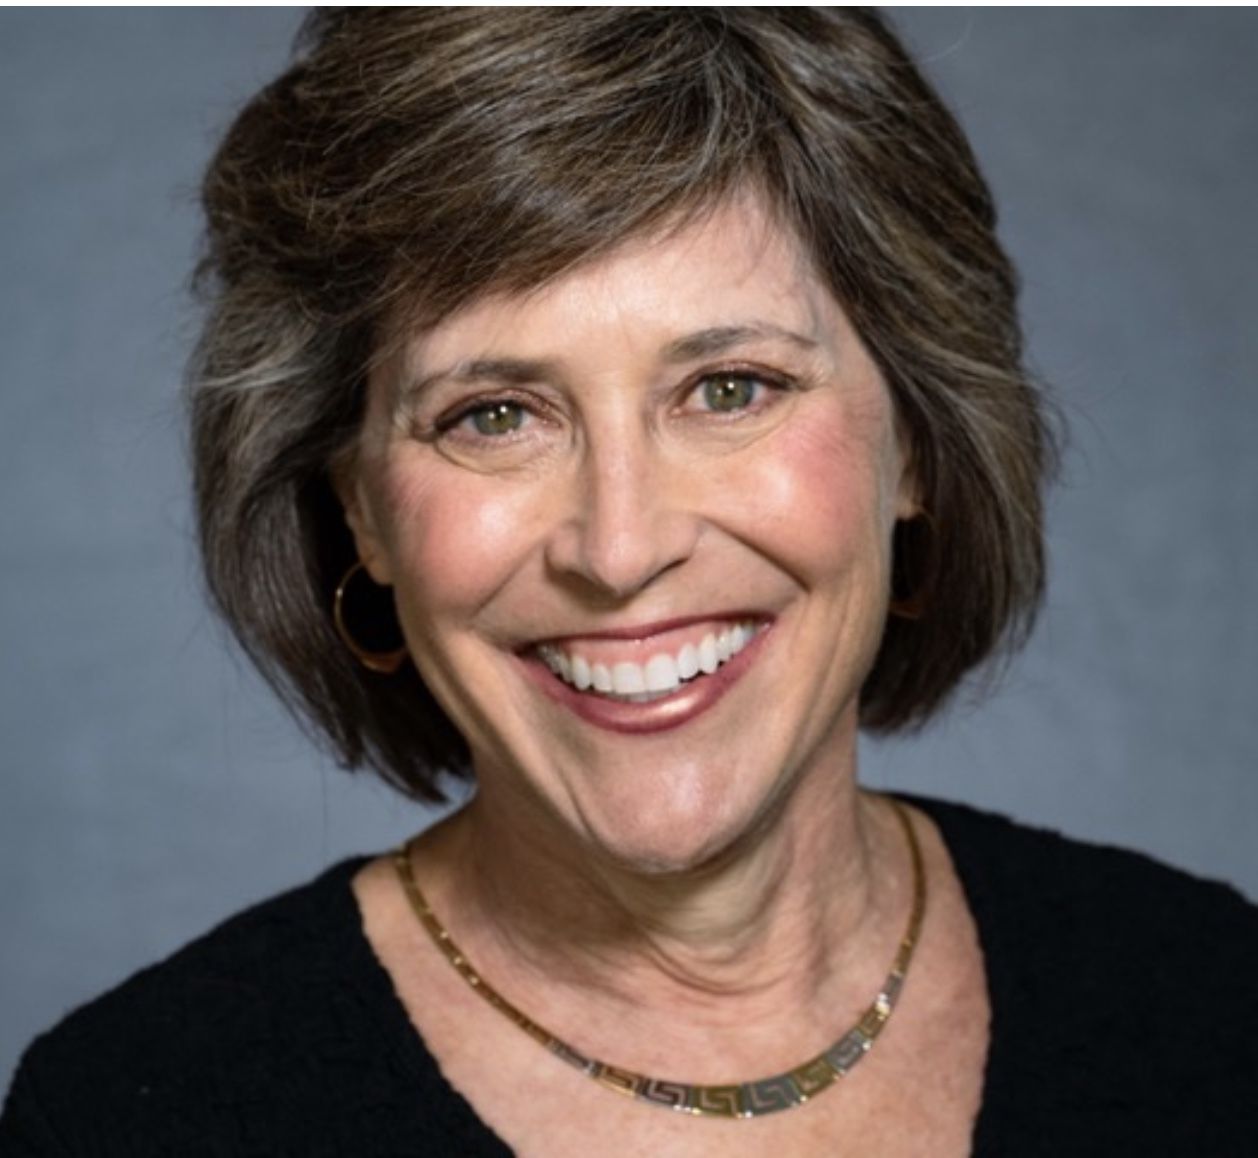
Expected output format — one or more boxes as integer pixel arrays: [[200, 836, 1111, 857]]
[[470, 401, 525, 436], [701, 375, 758, 413]]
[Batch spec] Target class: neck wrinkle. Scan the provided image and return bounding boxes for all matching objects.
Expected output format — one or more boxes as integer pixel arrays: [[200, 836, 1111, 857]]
[[442, 771, 887, 1025]]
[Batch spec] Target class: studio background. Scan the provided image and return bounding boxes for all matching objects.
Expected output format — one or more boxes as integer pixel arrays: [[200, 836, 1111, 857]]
[[3, 9, 1255, 1092]]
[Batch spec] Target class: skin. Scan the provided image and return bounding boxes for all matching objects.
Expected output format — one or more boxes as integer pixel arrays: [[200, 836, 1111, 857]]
[[340, 198, 988, 1153]]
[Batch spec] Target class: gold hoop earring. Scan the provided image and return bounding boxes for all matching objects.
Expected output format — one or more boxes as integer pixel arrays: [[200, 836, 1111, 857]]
[[889, 511, 933, 621], [333, 561, 408, 674]]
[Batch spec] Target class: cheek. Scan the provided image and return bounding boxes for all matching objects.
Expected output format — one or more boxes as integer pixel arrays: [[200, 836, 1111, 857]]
[[371, 460, 543, 626], [731, 407, 895, 581]]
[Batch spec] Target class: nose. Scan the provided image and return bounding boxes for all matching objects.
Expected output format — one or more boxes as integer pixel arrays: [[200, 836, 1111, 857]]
[[544, 427, 701, 601]]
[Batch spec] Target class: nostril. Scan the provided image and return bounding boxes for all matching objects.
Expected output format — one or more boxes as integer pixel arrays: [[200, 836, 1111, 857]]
[[541, 440, 703, 599], [545, 514, 699, 602]]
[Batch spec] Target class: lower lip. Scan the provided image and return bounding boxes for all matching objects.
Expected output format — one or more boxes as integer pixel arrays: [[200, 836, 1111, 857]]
[[520, 625, 772, 736]]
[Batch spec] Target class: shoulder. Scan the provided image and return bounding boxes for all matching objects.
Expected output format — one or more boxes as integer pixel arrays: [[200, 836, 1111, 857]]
[[2, 857, 510, 1157], [904, 792, 1258, 947], [904, 794, 1258, 1149], [26, 855, 372, 1050], [1, 859, 380, 1153]]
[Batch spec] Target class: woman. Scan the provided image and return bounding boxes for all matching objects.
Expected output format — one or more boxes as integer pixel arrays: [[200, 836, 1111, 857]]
[[2, 9, 1255, 1155]]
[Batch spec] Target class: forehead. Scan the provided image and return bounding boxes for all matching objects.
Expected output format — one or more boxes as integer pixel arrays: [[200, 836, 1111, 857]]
[[390, 198, 844, 370]]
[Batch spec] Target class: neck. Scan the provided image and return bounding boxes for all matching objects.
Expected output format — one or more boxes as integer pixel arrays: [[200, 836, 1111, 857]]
[[420, 749, 900, 1028]]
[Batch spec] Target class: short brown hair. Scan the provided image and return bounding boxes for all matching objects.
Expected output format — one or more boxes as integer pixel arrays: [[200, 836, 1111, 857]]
[[189, 8, 1054, 800]]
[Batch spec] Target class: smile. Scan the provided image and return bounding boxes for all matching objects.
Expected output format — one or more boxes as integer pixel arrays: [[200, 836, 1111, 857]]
[[534, 621, 762, 704]]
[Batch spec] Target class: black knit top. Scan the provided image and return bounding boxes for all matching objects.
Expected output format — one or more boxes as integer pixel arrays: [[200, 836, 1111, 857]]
[[3, 796, 1256, 1156]]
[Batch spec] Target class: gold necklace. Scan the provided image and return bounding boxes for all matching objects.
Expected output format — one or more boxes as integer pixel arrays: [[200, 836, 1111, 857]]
[[393, 798, 926, 1120]]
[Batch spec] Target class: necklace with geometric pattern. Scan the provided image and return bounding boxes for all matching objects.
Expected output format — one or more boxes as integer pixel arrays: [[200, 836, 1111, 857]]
[[393, 798, 925, 1120]]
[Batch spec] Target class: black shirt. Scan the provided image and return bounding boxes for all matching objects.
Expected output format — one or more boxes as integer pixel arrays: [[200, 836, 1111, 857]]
[[3, 796, 1257, 1156]]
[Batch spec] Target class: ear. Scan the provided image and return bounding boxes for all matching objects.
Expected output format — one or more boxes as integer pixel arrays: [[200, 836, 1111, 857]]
[[329, 452, 394, 587], [891, 419, 923, 522], [894, 469, 922, 522]]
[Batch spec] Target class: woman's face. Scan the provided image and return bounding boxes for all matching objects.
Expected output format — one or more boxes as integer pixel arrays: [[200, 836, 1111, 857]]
[[342, 198, 917, 871]]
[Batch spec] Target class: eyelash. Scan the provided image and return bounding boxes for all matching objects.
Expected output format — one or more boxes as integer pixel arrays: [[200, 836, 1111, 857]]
[[683, 368, 793, 417], [426, 367, 796, 445], [430, 390, 546, 440]]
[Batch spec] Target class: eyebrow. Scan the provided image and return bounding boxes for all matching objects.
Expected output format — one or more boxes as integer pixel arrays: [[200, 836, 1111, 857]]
[[396, 357, 559, 407], [661, 322, 819, 363], [397, 321, 819, 404]]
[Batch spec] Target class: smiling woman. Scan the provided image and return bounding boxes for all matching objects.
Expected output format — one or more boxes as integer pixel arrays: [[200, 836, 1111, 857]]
[[339, 200, 917, 873], [2, 8, 1256, 1157]]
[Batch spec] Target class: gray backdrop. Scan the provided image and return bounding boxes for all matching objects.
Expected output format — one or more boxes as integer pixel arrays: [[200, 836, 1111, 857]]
[[3, 10, 1255, 1092]]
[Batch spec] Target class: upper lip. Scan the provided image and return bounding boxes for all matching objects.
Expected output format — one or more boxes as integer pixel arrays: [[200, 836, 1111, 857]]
[[524, 612, 769, 649]]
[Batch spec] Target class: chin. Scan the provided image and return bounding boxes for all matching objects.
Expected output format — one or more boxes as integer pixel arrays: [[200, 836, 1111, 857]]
[[572, 772, 772, 878], [593, 829, 740, 878]]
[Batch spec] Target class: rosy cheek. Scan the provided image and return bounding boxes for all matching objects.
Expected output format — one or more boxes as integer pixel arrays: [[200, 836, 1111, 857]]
[[377, 463, 542, 616], [735, 416, 882, 573]]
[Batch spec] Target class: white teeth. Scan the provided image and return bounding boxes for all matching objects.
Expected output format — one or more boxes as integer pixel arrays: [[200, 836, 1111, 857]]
[[698, 634, 719, 674], [644, 653, 680, 693], [677, 643, 700, 681], [537, 621, 760, 701], [611, 662, 646, 695]]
